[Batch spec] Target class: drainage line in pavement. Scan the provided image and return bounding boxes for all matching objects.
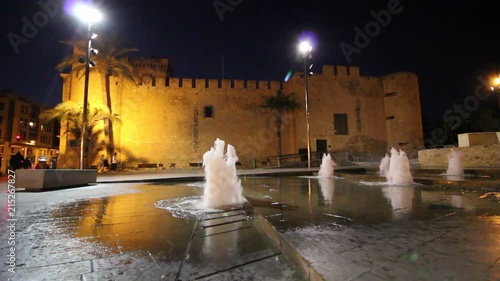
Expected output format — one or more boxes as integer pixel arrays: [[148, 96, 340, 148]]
[[193, 252, 282, 280], [201, 212, 246, 221], [174, 220, 199, 280], [202, 225, 252, 238], [200, 218, 248, 229]]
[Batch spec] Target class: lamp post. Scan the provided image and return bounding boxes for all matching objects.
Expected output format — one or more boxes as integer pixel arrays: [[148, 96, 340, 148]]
[[299, 41, 312, 169], [73, 4, 102, 169], [491, 75, 500, 109]]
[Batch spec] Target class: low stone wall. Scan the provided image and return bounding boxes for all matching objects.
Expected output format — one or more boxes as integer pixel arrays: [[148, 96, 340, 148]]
[[418, 144, 500, 167], [458, 132, 499, 147], [15, 169, 98, 191]]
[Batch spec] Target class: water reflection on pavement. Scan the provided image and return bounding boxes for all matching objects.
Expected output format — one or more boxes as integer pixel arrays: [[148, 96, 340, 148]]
[[1, 175, 499, 281]]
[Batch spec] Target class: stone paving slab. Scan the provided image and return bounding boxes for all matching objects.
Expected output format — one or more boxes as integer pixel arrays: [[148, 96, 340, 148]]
[[283, 214, 500, 281], [2, 260, 92, 281], [197, 254, 305, 281], [177, 210, 305, 280], [84, 253, 181, 281], [198, 214, 249, 228], [202, 210, 247, 220], [1, 169, 499, 281], [197, 219, 254, 237]]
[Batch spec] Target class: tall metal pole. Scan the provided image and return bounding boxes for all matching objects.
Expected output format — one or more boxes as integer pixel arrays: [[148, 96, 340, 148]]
[[80, 22, 92, 169], [498, 91, 500, 109], [496, 74, 500, 109], [496, 70, 500, 110], [303, 54, 311, 169]]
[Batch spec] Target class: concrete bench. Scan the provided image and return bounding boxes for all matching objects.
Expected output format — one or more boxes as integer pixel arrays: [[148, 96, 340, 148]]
[[137, 163, 166, 170], [189, 162, 203, 169], [189, 162, 241, 168], [15, 169, 97, 191], [138, 163, 156, 169]]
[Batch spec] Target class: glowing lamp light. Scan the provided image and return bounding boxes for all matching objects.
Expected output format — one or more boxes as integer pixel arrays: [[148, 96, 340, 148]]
[[73, 4, 102, 24], [494, 77, 500, 86], [298, 41, 312, 54]]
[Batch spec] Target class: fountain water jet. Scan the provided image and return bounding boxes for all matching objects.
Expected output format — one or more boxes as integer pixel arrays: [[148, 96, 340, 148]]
[[202, 138, 244, 209], [385, 147, 413, 185], [444, 149, 465, 181], [379, 153, 390, 177], [318, 153, 336, 177], [445, 149, 464, 176]]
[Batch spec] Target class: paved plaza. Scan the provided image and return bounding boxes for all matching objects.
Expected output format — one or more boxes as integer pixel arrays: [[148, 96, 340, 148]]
[[0, 167, 499, 281]]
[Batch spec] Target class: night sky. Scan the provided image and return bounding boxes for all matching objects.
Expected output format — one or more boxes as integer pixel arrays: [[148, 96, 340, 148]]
[[1, 0, 499, 123]]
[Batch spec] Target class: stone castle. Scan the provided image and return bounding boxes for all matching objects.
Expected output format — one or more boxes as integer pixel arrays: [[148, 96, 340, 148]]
[[58, 57, 424, 168]]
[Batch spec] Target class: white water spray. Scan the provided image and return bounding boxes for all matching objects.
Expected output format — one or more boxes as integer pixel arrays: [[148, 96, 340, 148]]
[[318, 153, 336, 177], [379, 153, 390, 177], [445, 149, 464, 176], [385, 147, 413, 185], [202, 138, 244, 209]]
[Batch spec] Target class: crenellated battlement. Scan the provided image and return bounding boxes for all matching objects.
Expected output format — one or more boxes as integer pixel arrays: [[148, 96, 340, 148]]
[[130, 57, 170, 80], [141, 77, 284, 90], [322, 65, 360, 76], [61, 49, 423, 170]]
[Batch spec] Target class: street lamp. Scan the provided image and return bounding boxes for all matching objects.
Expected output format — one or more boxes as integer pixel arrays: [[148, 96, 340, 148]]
[[298, 41, 312, 169], [491, 75, 500, 109], [73, 4, 102, 169]]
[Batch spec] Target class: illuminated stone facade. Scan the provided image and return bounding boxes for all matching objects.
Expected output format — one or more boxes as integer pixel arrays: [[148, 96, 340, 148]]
[[58, 59, 423, 169]]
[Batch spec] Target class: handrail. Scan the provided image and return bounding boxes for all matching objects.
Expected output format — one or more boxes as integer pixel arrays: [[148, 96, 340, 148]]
[[329, 150, 359, 166], [266, 150, 359, 168], [267, 152, 322, 168]]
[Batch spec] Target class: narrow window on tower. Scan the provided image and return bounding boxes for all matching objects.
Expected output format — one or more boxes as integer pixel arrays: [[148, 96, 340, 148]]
[[204, 106, 214, 118], [333, 113, 349, 135]]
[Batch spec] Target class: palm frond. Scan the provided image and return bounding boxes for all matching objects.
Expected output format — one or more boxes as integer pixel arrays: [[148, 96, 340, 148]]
[[261, 90, 299, 112], [111, 47, 139, 57]]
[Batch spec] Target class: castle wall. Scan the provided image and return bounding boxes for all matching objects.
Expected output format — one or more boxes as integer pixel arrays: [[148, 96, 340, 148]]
[[285, 65, 388, 155], [59, 71, 109, 168], [62, 73, 286, 168], [59, 61, 423, 168], [382, 72, 424, 157]]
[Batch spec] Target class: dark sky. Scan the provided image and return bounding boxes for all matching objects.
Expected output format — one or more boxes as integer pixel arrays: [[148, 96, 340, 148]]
[[1, 0, 499, 122]]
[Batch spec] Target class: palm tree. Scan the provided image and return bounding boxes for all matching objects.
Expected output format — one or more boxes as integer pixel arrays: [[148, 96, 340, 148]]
[[40, 101, 121, 167], [56, 31, 138, 157], [262, 90, 300, 155]]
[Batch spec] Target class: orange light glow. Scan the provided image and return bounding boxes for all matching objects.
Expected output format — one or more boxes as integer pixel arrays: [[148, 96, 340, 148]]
[[494, 76, 500, 86]]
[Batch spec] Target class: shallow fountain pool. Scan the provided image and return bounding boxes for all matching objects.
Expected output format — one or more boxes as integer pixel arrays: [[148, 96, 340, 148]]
[[155, 174, 500, 232], [13, 173, 498, 280]]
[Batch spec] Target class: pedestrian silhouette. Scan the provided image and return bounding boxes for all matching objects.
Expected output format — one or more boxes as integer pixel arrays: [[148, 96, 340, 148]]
[[10, 152, 24, 170]]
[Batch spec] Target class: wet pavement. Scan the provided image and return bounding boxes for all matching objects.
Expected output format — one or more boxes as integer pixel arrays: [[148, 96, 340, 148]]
[[0, 167, 499, 281]]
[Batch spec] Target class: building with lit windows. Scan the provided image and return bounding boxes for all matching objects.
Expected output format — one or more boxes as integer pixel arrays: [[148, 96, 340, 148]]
[[0, 90, 59, 174]]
